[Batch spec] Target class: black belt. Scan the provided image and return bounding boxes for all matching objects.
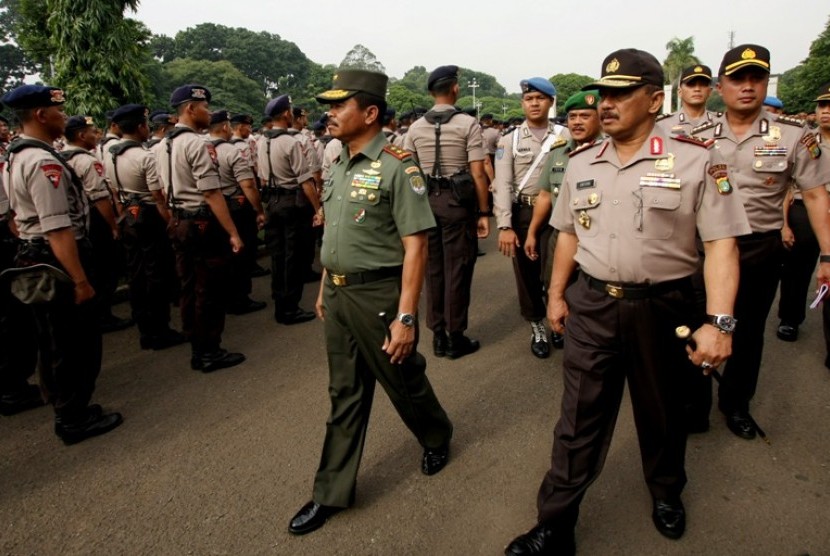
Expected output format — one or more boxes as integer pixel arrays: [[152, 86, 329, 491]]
[[744, 229, 780, 240], [326, 266, 402, 287], [584, 272, 691, 300], [513, 194, 538, 207], [173, 207, 212, 220]]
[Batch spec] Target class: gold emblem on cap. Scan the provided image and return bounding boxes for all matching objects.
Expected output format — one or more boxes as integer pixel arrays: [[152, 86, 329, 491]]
[[585, 94, 596, 106], [84, 116, 94, 126], [50, 89, 65, 103], [606, 58, 621, 73], [741, 48, 756, 60], [694, 66, 703, 73], [192, 88, 206, 99]]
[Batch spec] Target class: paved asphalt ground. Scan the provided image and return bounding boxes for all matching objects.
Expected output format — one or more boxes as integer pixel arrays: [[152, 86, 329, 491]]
[[2, 235, 829, 555]]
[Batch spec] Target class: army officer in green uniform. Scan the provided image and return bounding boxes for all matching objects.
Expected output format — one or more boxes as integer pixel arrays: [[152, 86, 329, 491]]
[[287, 69, 454, 536]]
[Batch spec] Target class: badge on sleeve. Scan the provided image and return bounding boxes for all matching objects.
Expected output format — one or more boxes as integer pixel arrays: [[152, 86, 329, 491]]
[[410, 175, 426, 195], [40, 163, 64, 188], [707, 163, 732, 194], [93, 161, 105, 177], [205, 143, 218, 165], [495, 147, 505, 160], [801, 134, 821, 159]]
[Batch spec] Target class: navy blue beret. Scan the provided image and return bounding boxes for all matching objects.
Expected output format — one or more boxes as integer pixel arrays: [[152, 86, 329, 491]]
[[264, 95, 291, 117], [112, 104, 148, 125], [65, 115, 95, 133], [230, 113, 253, 125], [148, 109, 172, 124], [170, 84, 211, 107], [1, 85, 65, 110], [521, 77, 556, 98], [209, 110, 230, 126], [428, 65, 459, 91]]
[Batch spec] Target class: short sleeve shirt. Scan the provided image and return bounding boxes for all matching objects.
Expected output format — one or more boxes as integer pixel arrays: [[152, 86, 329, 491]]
[[403, 105, 485, 175], [62, 147, 111, 203], [103, 139, 161, 202], [155, 124, 222, 211], [320, 131, 436, 274], [210, 139, 254, 195], [256, 128, 313, 189], [552, 128, 751, 283]]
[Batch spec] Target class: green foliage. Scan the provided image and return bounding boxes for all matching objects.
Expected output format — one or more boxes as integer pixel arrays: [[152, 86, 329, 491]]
[[778, 16, 830, 114], [160, 58, 265, 116], [550, 73, 595, 104], [339, 44, 385, 73], [387, 83, 431, 114], [0, 0, 44, 91], [706, 91, 726, 113], [663, 36, 701, 85], [458, 67, 506, 98]]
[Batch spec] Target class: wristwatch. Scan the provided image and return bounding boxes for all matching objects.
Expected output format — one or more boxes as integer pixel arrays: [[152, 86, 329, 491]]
[[397, 312, 416, 327], [705, 314, 737, 334]]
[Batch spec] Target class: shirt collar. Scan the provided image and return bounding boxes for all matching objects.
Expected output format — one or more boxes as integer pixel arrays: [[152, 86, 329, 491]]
[[339, 131, 388, 165]]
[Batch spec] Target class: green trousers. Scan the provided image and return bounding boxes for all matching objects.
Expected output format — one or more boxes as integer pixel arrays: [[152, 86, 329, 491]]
[[312, 276, 453, 507]]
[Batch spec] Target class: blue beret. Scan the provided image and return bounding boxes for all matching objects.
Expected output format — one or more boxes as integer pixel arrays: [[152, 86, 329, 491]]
[[65, 115, 95, 133], [112, 104, 148, 125], [1, 85, 65, 110], [170, 84, 211, 107], [763, 96, 783, 109], [520, 78, 556, 98], [265, 95, 291, 117], [149, 110, 172, 124], [428, 65, 459, 91], [230, 113, 253, 125], [311, 120, 326, 132], [209, 110, 230, 126]]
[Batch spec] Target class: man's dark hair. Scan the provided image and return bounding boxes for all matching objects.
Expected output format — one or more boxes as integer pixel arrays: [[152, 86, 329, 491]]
[[65, 126, 85, 142], [12, 108, 36, 124], [353, 93, 387, 127], [117, 119, 143, 135], [430, 78, 457, 97]]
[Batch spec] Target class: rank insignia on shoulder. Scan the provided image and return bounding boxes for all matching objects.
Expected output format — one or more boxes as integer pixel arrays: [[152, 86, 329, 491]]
[[707, 163, 732, 194], [550, 138, 568, 150], [568, 140, 602, 158], [777, 115, 805, 127], [656, 113, 673, 122], [672, 134, 714, 148], [383, 145, 410, 160], [691, 121, 717, 135], [801, 133, 822, 159]]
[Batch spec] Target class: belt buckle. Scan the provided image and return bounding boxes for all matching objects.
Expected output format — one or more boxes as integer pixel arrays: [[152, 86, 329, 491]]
[[330, 273, 347, 287], [605, 284, 623, 299]]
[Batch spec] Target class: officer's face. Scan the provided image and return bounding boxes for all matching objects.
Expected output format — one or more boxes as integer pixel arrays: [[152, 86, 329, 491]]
[[567, 109, 601, 143], [679, 77, 712, 107], [598, 85, 663, 140], [521, 92, 553, 124], [188, 101, 211, 130], [235, 123, 252, 138], [0, 121, 9, 141], [40, 105, 67, 139], [326, 98, 376, 141], [817, 101, 830, 132], [717, 68, 769, 115]]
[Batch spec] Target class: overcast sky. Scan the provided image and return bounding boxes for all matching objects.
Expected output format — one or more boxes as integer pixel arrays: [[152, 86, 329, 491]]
[[134, 0, 828, 94]]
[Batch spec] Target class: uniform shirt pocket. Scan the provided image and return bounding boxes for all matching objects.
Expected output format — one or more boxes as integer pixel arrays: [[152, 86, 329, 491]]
[[634, 187, 681, 240]]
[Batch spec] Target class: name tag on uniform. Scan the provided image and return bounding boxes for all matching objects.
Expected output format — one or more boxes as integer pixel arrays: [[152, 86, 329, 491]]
[[351, 174, 381, 189], [576, 179, 595, 190], [754, 145, 787, 157], [639, 173, 681, 189]]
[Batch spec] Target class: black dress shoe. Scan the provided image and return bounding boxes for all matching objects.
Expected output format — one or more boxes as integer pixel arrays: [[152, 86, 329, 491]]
[[530, 321, 550, 359], [505, 522, 575, 556], [652, 498, 686, 539], [724, 409, 756, 440], [226, 298, 267, 315], [550, 331, 565, 349], [0, 384, 45, 416], [55, 409, 123, 445], [275, 308, 316, 325], [433, 331, 448, 357], [421, 444, 450, 475], [140, 329, 186, 351], [100, 314, 134, 333], [776, 323, 798, 342], [288, 501, 343, 535], [446, 333, 479, 359], [249, 263, 270, 277], [191, 349, 246, 373]]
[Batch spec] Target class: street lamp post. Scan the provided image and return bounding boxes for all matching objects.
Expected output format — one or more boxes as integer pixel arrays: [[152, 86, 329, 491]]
[[468, 78, 479, 117]]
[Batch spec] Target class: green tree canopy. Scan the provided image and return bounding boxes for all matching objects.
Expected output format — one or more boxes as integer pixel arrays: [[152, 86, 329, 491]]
[[663, 36, 701, 85], [339, 44, 385, 73], [550, 73, 595, 103], [160, 58, 265, 116], [778, 15, 830, 113]]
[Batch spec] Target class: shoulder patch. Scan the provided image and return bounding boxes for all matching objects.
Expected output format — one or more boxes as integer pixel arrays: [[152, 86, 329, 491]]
[[690, 121, 717, 135], [383, 144, 411, 161], [656, 113, 673, 122], [550, 138, 568, 150], [568, 139, 603, 158], [671, 134, 714, 148], [40, 163, 64, 188], [93, 161, 105, 177], [776, 115, 805, 127]]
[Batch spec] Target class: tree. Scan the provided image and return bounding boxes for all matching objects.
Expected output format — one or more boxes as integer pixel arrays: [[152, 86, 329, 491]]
[[160, 58, 265, 116], [663, 36, 701, 85], [46, 1, 152, 121], [339, 44, 385, 73], [386, 83, 431, 114], [0, 0, 43, 92], [778, 15, 830, 113], [549, 73, 595, 104]]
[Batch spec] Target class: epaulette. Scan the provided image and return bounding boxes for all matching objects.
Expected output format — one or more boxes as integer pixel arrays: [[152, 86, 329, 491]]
[[383, 144, 411, 161], [656, 112, 673, 122], [671, 134, 714, 148], [690, 121, 717, 135], [501, 126, 516, 137], [568, 139, 603, 158], [776, 115, 805, 127], [550, 137, 568, 150]]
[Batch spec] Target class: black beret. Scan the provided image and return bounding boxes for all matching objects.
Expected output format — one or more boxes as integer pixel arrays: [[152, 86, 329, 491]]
[[209, 110, 230, 126], [480, 113, 494, 120], [428, 65, 459, 91], [1, 85, 65, 110], [170, 84, 212, 107], [264, 95, 291, 117], [65, 115, 95, 133], [230, 113, 254, 125], [148, 109, 172, 124], [112, 104, 148, 125]]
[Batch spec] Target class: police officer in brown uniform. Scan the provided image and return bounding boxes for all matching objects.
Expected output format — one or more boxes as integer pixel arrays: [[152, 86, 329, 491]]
[[288, 69, 453, 536], [656, 65, 717, 135], [156, 84, 246, 372], [145, 110, 175, 152], [404, 65, 491, 358], [814, 83, 830, 367], [505, 50, 750, 554], [693, 45, 830, 440], [207, 110, 266, 315], [104, 104, 183, 351], [494, 77, 568, 359], [61, 115, 131, 332], [257, 95, 320, 324], [1, 85, 123, 443], [97, 111, 120, 162]]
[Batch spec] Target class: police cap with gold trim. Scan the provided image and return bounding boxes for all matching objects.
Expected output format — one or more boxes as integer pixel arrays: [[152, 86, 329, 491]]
[[815, 82, 830, 102], [585, 49, 664, 89], [718, 44, 770, 76], [316, 69, 388, 103], [680, 65, 713, 84]]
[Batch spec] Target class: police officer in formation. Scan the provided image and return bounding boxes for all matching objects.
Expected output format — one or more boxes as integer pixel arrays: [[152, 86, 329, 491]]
[[404, 64, 490, 359], [289, 68, 453, 536], [692, 45, 830, 440], [257, 95, 320, 324], [156, 84, 246, 373], [494, 77, 568, 359], [506, 48, 750, 555], [1, 85, 123, 444]]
